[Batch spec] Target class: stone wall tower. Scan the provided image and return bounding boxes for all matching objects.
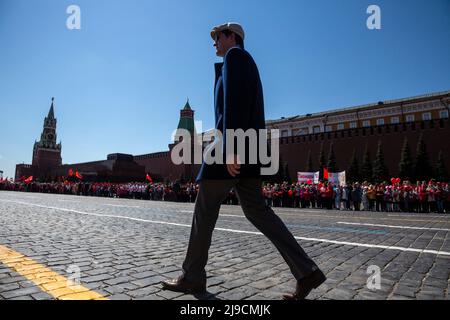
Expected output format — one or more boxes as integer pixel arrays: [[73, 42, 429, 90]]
[[32, 97, 62, 176], [167, 99, 200, 182]]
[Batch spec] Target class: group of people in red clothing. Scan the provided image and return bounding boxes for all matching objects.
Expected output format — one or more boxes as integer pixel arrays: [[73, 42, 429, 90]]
[[1, 178, 449, 213], [261, 179, 450, 213]]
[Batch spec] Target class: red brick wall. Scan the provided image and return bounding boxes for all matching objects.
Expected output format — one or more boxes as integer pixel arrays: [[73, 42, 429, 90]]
[[34, 149, 62, 171], [278, 118, 450, 181]]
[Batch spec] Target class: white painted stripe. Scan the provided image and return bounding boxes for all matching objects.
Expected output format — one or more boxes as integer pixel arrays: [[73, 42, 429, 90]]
[[337, 221, 450, 232], [220, 214, 243, 217], [58, 199, 141, 208], [1, 199, 191, 228], [219, 206, 450, 223], [176, 207, 450, 224], [4, 194, 450, 224], [2, 199, 450, 256], [388, 214, 450, 219], [181, 210, 240, 218], [291, 236, 450, 256], [274, 212, 450, 223], [5, 192, 448, 223], [103, 204, 141, 208]]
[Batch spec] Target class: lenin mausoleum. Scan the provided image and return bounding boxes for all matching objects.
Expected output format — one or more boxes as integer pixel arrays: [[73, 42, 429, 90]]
[[15, 90, 450, 183]]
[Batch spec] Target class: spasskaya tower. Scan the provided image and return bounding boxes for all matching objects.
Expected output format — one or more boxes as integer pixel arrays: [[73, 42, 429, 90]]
[[32, 97, 62, 174]]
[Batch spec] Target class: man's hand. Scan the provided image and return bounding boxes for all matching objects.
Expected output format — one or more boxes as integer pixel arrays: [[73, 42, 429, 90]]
[[226, 154, 241, 177]]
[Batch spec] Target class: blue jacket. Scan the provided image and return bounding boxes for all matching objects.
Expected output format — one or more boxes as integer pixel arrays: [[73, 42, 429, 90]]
[[196, 47, 266, 182]]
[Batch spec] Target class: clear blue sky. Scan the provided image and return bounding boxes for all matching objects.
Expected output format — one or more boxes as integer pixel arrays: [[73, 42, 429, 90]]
[[1, 0, 449, 179]]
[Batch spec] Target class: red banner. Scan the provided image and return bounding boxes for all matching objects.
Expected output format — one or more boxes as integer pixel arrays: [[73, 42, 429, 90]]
[[24, 176, 33, 183]]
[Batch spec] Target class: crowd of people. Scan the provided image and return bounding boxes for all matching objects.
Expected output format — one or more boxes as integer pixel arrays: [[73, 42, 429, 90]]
[[261, 180, 450, 213], [1, 179, 449, 213], [0, 180, 200, 203]]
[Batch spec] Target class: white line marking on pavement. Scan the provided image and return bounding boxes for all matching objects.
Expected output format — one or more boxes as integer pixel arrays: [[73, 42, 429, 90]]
[[181, 209, 242, 218], [1, 199, 192, 227], [337, 221, 450, 232], [271, 212, 450, 223], [103, 204, 141, 208], [185, 208, 450, 224], [3, 192, 449, 223], [54, 199, 141, 208], [2, 199, 450, 256], [388, 214, 450, 219]]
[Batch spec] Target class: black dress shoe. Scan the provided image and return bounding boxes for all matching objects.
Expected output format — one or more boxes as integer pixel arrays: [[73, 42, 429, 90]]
[[161, 275, 206, 294], [283, 269, 327, 300]]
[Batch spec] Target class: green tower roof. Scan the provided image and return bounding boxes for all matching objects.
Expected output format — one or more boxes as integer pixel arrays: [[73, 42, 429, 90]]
[[177, 99, 195, 132], [177, 117, 195, 132], [183, 99, 192, 110]]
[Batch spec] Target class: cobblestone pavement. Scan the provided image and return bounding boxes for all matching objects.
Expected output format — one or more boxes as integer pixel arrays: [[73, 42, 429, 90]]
[[0, 191, 449, 300]]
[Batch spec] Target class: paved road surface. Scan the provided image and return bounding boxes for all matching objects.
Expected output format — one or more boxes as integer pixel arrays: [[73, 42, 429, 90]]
[[0, 191, 449, 300]]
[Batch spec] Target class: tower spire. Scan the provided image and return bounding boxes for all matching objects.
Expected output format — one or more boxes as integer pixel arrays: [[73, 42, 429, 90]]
[[177, 98, 195, 133], [183, 98, 192, 110], [48, 97, 55, 119]]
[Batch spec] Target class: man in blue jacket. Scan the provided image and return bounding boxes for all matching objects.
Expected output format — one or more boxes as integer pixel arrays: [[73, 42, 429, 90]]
[[162, 22, 326, 300]]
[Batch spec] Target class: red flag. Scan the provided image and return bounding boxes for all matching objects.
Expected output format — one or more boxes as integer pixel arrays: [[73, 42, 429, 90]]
[[68, 169, 74, 177], [146, 174, 153, 183], [306, 179, 312, 185], [323, 168, 329, 180], [75, 171, 83, 180], [24, 176, 33, 183]]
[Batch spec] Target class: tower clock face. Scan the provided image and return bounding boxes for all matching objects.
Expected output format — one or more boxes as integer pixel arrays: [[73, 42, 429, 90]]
[[47, 133, 54, 140]]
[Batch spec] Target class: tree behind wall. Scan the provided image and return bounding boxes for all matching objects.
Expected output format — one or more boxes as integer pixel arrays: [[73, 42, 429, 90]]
[[398, 137, 413, 181], [414, 133, 433, 182], [347, 149, 360, 183], [327, 142, 338, 172], [372, 140, 389, 183], [361, 144, 372, 182], [435, 150, 449, 182]]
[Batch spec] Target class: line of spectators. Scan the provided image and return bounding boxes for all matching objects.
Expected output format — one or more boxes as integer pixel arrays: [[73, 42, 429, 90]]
[[262, 180, 450, 213], [0, 181, 200, 203], [1, 179, 449, 213]]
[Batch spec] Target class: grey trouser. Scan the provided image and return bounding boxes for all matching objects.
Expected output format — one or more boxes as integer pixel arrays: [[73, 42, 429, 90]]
[[182, 178, 319, 283]]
